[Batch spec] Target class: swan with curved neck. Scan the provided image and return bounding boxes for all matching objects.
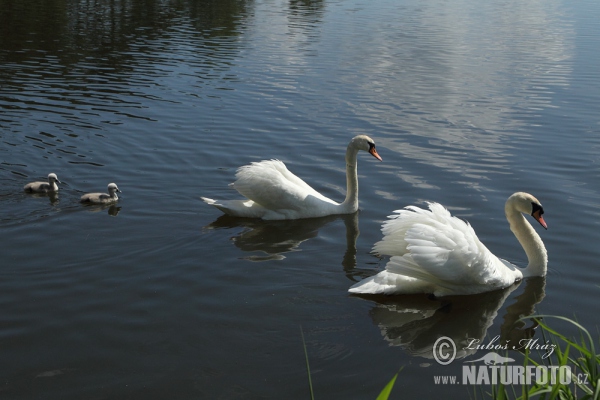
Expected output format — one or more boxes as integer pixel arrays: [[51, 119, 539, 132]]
[[349, 192, 548, 296], [202, 135, 382, 220]]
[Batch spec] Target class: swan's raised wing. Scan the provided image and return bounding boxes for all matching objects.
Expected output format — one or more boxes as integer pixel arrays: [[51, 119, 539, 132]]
[[373, 204, 451, 257], [378, 203, 512, 287], [232, 160, 336, 211]]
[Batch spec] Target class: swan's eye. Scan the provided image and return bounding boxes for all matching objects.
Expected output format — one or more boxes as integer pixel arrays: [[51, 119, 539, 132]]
[[531, 202, 544, 216], [368, 142, 375, 149]]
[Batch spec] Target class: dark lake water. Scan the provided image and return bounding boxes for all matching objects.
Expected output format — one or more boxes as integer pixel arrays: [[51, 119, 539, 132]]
[[1, 0, 599, 398]]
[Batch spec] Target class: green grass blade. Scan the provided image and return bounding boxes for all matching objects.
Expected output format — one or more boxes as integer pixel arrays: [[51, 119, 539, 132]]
[[376, 372, 398, 400], [300, 326, 314, 400], [531, 315, 595, 357]]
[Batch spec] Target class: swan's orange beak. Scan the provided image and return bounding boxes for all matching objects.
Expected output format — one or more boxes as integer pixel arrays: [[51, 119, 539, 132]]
[[369, 147, 382, 161], [532, 210, 547, 230]]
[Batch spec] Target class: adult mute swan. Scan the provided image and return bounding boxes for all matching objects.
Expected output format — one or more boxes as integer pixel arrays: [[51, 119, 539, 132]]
[[80, 183, 121, 204], [349, 192, 548, 296], [24, 173, 61, 193], [201, 135, 382, 220]]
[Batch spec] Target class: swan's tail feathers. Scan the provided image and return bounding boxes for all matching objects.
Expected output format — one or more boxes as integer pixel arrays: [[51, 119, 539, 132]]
[[201, 197, 266, 218], [348, 271, 397, 294], [348, 270, 431, 295], [201, 197, 218, 205], [201, 196, 230, 213], [349, 253, 443, 295]]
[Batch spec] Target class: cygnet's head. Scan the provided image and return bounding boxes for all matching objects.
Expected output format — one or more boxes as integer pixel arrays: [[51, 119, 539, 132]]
[[108, 183, 121, 194], [48, 173, 61, 183]]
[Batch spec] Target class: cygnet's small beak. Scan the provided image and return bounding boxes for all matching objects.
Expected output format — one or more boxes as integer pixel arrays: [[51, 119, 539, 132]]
[[369, 147, 382, 161]]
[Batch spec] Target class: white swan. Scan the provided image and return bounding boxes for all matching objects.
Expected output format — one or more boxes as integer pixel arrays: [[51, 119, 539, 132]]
[[349, 192, 548, 296], [80, 183, 121, 204], [24, 173, 61, 193], [201, 135, 382, 220]]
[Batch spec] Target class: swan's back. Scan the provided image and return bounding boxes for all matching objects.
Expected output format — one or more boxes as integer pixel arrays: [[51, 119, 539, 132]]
[[236, 160, 316, 194], [232, 160, 338, 211]]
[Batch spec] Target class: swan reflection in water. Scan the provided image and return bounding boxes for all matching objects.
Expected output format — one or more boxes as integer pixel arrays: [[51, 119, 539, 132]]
[[355, 277, 546, 360], [203, 212, 360, 267], [81, 203, 122, 216], [25, 191, 60, 205]]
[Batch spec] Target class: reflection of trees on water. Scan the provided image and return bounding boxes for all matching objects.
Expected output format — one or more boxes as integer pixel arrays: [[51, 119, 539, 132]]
[[287, 0, 325, 48], [0, 0, 330, 64], [0, 0, 252, 65], [0, 0, 256, 145], [0, 0, 330, 104], [0, 0, 331, 165], [289, 0, 325, 21], [290, 0, 324, 11], [188, 0, 253, 35]]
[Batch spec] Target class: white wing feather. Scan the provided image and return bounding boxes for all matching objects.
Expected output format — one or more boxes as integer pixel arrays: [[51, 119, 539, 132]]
[[351, 202, 519, 296], [232, 160, 337, 211]]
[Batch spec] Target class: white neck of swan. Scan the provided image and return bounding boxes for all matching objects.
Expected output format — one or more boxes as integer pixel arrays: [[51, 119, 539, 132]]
[[505, 203, 547, 277], [341, 144, 360, 212]]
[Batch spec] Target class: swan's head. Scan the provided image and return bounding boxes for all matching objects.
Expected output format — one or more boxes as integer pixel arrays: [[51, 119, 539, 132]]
[[507, 192, 547, 229], [48, 173, 61, 183], [350, 135, 382, 161], [108, 183, 121, 194]]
